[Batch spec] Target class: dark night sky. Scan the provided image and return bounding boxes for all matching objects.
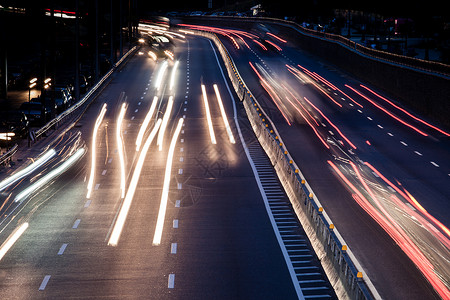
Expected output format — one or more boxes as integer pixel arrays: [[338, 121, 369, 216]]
[[1, 0, 448, 18]]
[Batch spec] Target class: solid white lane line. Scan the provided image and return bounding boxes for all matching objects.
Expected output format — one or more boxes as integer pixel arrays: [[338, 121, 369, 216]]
[[39, 275, 51, 291], [57, 243, 68, 255], [168, 274, 175, 288]]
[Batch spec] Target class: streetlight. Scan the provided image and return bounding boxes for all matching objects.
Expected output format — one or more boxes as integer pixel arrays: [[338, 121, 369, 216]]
[[29, 78, 37, 102], [44, 77, 51, 89]]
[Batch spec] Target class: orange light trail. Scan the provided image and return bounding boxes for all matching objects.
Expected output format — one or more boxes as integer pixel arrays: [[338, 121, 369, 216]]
[[346, 85, 428, 136], [282, 84, 320, 126], [328, 160, 450, 299], [284, 96, 329, 149], [287, 64, 342, 108], [252, 39, 267, 51], [360, 84, 450, 137], [267, 32, 287, 43], [295, 64, 363, 108], [264, 39, 282, 51], [304, 97, 357, 149]]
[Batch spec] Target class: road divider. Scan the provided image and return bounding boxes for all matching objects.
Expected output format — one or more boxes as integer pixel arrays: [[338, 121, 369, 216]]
[[184, 26, 378, 300]]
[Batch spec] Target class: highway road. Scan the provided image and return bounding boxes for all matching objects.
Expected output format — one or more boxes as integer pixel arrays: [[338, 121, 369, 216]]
[[176, 22, 449, 299], [0, 31, 338, 299]]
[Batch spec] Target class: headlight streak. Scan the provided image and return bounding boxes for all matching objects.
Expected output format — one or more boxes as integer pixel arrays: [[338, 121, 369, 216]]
[[360, 84, 450, 137], [304, 97, 357, 149], [345, 85, 428, 137], [152, 118, 184, 246], [164, 50, 174, 60], [328, 160, 450, 299], [157, 96, 174, 151], [170, 61, 179, 91], [15, 148, 85, 202], [0, 149, 56, 192], [148, 51, 157, 61], [155, 61, 168, 91], [213, 84, 235, 144], [0, 222, 28, 262], [108, 119, 162, 247], [136, 96, 158, 151], [86, 103, 107, 199], [116, 103, 127, 199], [201, 84, 217, 144]]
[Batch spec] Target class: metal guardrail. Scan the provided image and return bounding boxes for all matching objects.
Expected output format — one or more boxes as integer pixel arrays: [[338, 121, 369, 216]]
[[34, 46, 138, 141], [183, 15, 450, 78], [187, 28, 377, 300], [0, 144, 18, 166]]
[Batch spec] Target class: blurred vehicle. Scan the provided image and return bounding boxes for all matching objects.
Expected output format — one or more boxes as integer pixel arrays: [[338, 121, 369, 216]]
[[0, 111, 29, 141], [47, 87, 72, 112], [18, 101, 49, 125]]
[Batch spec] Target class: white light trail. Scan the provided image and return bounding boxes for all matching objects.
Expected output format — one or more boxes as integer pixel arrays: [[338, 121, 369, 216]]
[[136, 96, 158, 151], [116, 103, 127, 199], [148, 51, 157, 61], [15, 148, 86, 202], [0, 149, 56, 192], [153, 118, 184, 246], [87, 103, 107, 199], [170, 61, 179, 91], [157, 96, 174, 151], [155, 61, 168, 91], [108, 119, 162, 247], [0, 222, 28, 262], [201, 84, 216, 144], [213, 84, 235, 144]]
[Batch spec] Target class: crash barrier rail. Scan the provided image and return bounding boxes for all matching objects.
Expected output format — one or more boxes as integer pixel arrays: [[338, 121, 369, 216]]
[[186, 28, 377, 299], [183, 15, 450, 78], [0, 144, 18, 166], [33, 46, 138, 141]]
